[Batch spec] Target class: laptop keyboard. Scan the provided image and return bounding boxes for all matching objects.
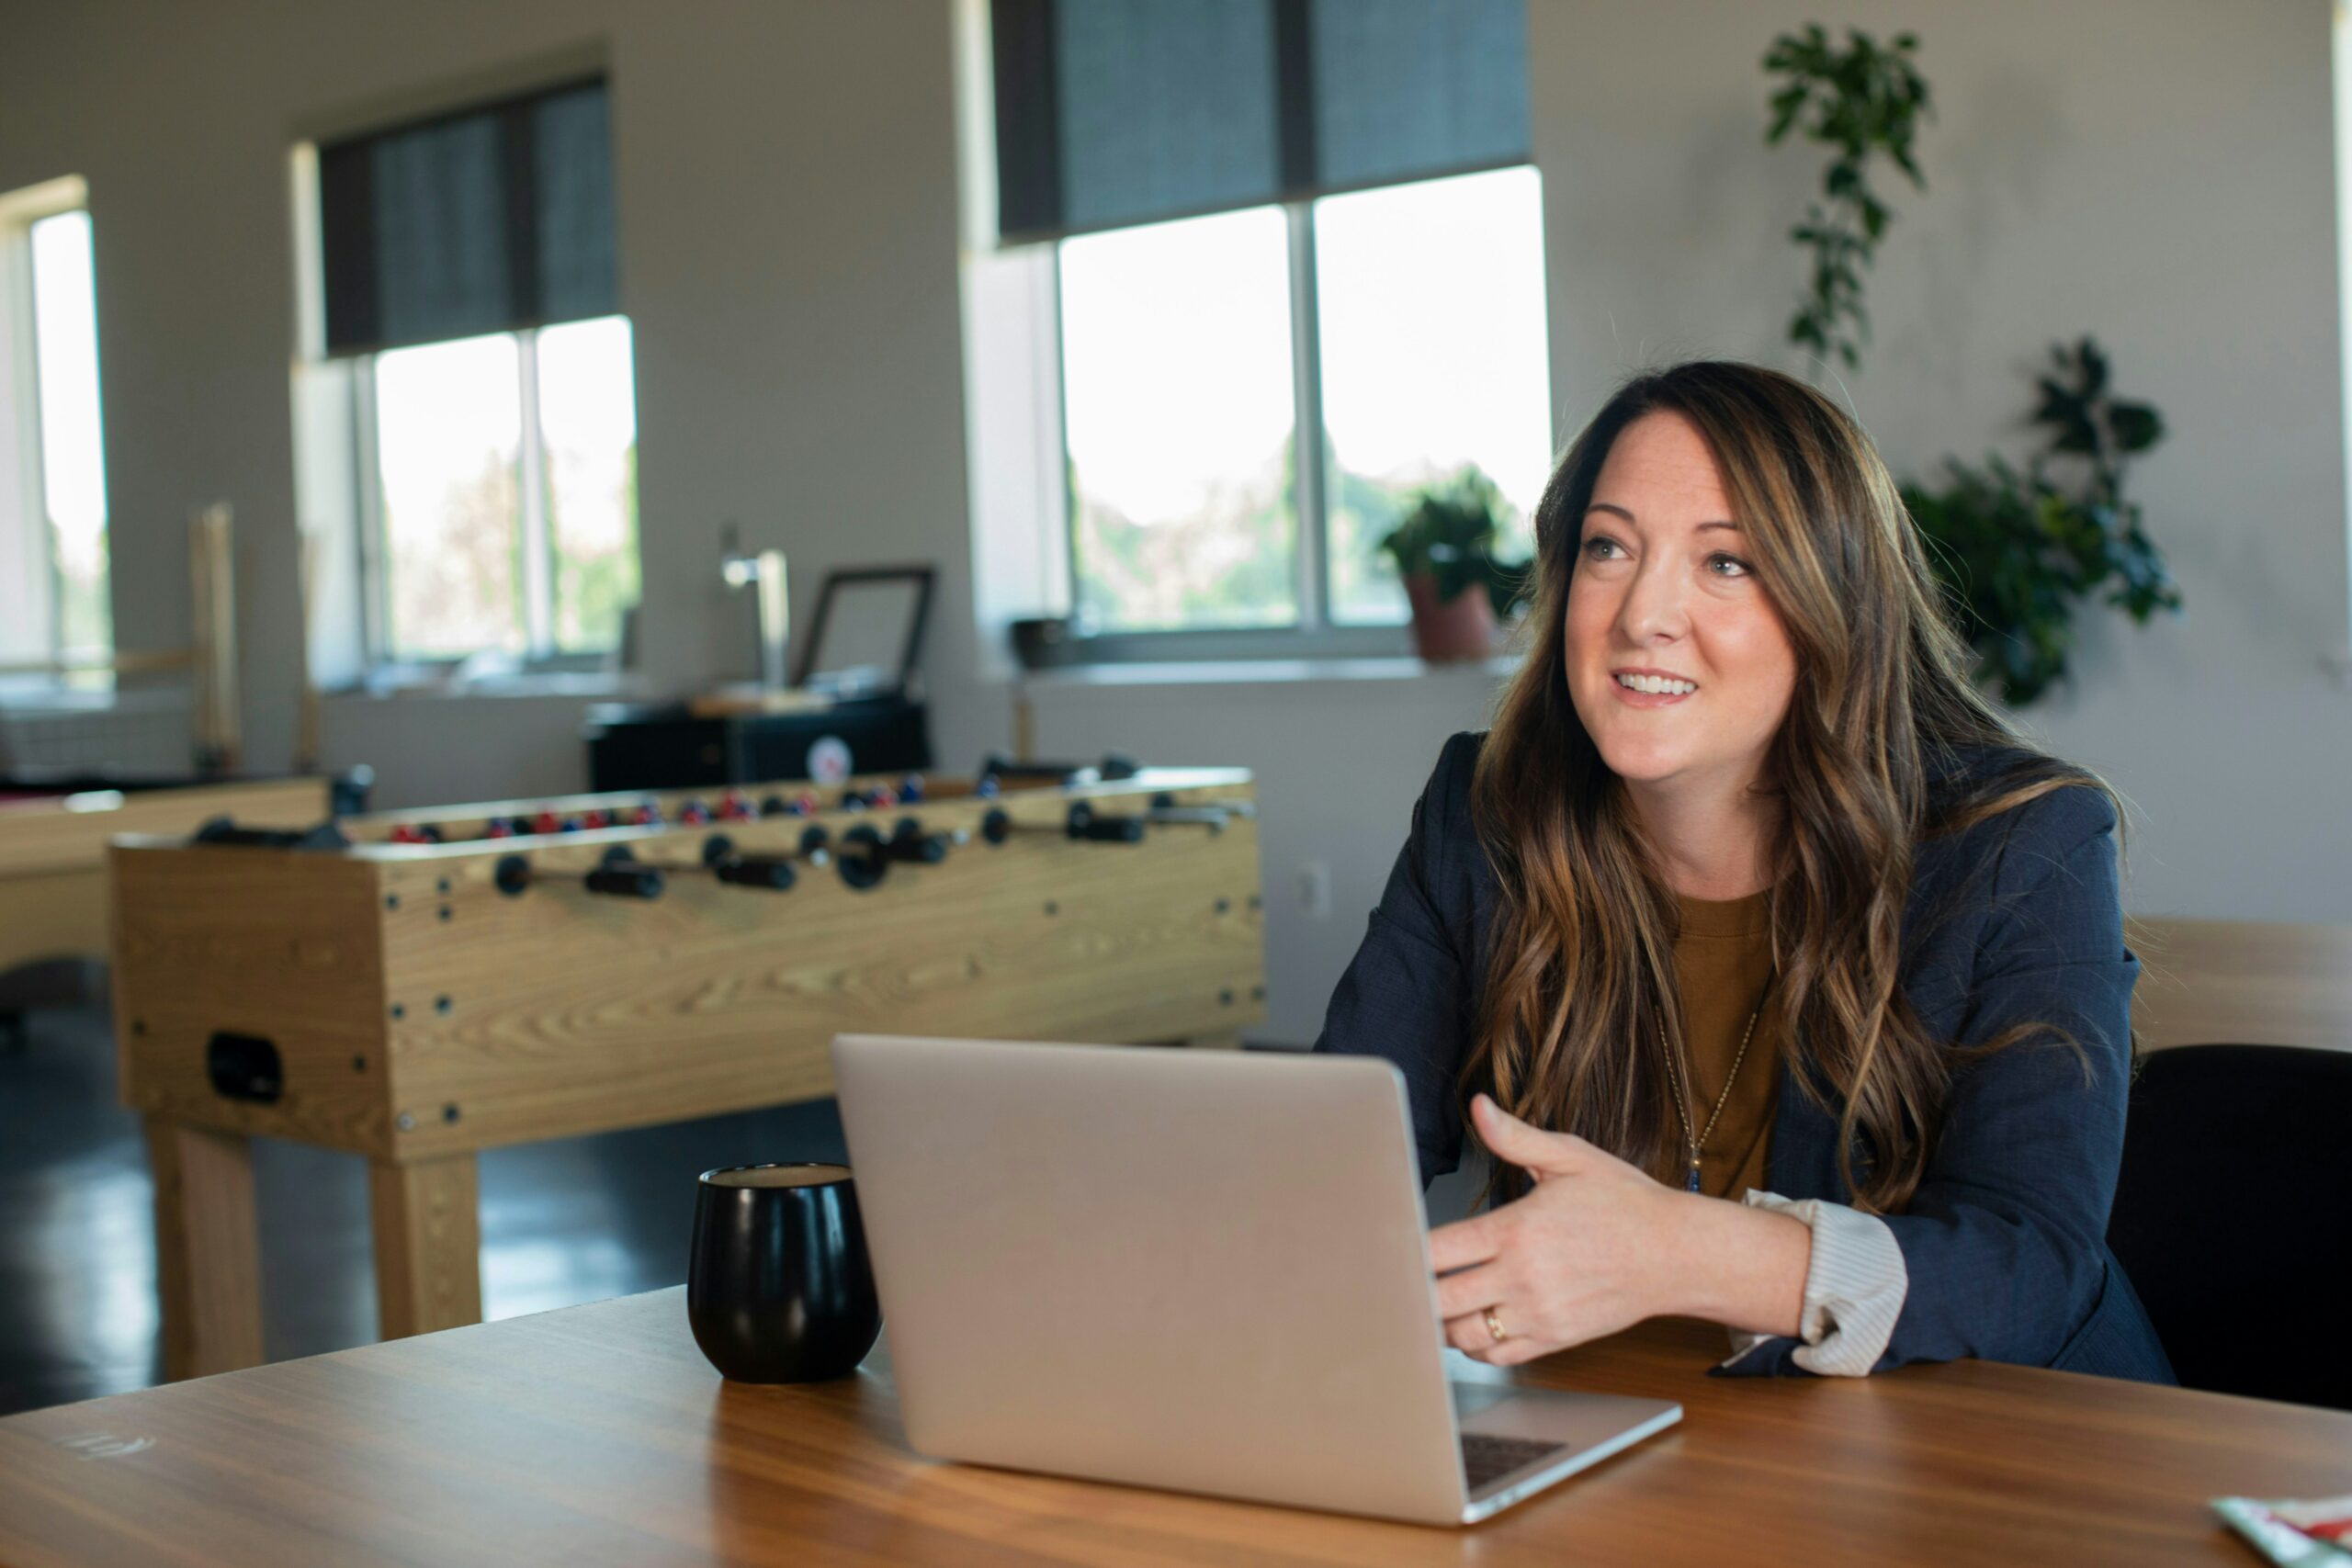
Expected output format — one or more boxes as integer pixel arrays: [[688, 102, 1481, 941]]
[[1461, 1432, 1572, 1491]]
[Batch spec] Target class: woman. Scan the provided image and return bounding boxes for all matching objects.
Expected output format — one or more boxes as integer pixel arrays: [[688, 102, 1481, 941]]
[[1314, 360, 2173, 1382]]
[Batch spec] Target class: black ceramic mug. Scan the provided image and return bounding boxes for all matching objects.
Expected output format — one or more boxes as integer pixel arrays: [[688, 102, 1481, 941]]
[[687, 1163, 882, 1382]]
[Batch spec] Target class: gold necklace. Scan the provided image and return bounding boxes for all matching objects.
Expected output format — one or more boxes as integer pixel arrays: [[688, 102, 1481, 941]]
[[1661, 974, 1772, 1196]]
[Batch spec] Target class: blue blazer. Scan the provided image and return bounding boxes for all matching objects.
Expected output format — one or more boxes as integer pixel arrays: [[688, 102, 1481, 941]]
[[1312, 731, 2176, 1383]]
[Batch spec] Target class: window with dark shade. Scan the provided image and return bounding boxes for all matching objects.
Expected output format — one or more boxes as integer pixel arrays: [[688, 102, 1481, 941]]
[[307, 75, 638, 666], [319, 78, 618, 356], [990, 0, 1529, 243], [988, 2, 1545, 649]]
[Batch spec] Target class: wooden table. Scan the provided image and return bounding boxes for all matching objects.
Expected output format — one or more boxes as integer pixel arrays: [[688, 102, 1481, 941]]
[[2130, 916, 2352, 1054], [0, 775, 326, 979], [1, 1289, 2343, 1566]]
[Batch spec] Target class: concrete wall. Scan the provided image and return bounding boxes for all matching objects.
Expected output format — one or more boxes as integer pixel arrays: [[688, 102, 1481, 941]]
[[2, 1, 2346, 1050]]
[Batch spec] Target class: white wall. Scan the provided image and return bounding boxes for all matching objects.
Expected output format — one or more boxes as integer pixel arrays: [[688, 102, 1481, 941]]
[[2, 1, 2345, 1050], [1520, 0, 2352, 929]]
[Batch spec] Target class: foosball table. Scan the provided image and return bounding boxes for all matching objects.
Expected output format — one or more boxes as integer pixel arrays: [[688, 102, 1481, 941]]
[[0, 773, 335, 979], [109, 761, 1263, 1378]]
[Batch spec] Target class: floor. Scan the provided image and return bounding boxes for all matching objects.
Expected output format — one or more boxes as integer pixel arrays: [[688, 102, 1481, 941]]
[[0, 998, 851, 1418]]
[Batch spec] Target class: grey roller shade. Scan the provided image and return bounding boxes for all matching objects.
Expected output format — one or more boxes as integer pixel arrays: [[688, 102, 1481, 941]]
[[1308, 0, 1529, 190], [991, 0, 1528, 243], [320, 77, 618, 355]]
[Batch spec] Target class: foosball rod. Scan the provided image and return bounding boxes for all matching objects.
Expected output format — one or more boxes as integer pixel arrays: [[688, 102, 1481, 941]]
[[595, 840, 801, 891], [978, 797, 1255, 847], [543, 818, 957, 896], [493, 854, 664, 899], [980, 806, 1143, 845]]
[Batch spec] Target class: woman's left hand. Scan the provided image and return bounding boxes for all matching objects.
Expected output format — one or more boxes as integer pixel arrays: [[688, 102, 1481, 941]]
[[1429, 1092, 1694, 1365]]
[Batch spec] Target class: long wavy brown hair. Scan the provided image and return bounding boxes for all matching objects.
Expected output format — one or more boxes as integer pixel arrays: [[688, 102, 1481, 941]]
[[1468, 360, 2121, 1213]]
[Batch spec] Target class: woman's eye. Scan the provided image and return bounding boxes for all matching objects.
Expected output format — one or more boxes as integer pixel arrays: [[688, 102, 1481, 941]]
[[1580, 536, 1623, 560], [1707, 552, 1751, 578]]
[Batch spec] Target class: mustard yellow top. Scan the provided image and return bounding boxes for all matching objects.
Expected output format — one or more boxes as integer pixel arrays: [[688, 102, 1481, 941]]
[[1657, 887, 1781, 1200]]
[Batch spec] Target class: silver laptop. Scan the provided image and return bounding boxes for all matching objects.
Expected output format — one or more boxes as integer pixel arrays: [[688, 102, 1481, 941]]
[[830, 1034, 1681, 1526]]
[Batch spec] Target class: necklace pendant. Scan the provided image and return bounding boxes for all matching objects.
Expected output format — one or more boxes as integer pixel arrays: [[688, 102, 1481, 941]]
[[1685, 1163, 1702, 1194]]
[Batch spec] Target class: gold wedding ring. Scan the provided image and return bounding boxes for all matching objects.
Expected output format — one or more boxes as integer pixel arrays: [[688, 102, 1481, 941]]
[[1483, 1307, 1508, 1344]]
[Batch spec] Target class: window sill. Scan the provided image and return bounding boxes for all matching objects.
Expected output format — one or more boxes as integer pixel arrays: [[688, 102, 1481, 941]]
[[1012, 654, 1522, 689], [0, 683, 174, 713], [327, 670, 661, 703]]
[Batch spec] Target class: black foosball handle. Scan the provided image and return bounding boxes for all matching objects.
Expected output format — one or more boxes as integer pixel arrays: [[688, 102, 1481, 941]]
[[979, 804, 1145, 845], [837, 825, 889, 891], [886, 818, 950, 864], [713, 855, 797, 891], [1065, 802, 1146, 843], [583, 863, 664, 899], [497, 853, 664, 898], [605, 840, 798, 891]]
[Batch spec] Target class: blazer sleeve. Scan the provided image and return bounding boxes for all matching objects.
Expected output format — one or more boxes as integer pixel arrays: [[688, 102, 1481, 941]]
[[1728, 784, 2140, 1374], [1309, 732, 1482, 1190]]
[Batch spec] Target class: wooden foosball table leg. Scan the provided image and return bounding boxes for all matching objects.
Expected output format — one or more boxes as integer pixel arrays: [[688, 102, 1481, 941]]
[[369, 1154, 484, 1340], [145, 1118, 264, 1380]]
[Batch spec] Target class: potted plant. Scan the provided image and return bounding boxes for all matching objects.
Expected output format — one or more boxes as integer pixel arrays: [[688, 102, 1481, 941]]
[[1901, 337, 2182, 705], [1379, 467, 1532, 662]]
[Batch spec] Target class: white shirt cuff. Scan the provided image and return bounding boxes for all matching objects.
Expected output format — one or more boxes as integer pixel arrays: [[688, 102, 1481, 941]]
[[1719, 1190, 1909, 1376]]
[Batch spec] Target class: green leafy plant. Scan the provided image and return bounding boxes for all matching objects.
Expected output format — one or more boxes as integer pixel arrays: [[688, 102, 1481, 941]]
[[1379, 467, 1532, 621], [1902, 338, 2183, 705], [1764, 25, 1931, 371]]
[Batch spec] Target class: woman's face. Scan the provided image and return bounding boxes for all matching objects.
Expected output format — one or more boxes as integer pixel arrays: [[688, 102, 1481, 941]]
[[1563, 411, 1799, 795]]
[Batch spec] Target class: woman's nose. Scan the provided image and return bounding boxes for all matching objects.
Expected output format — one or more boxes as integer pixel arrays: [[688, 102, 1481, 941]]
[[1616, 557, 1690, 643]]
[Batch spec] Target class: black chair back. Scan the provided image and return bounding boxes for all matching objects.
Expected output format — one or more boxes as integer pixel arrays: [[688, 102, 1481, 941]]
[[2106, 1043, 2352, 1410]]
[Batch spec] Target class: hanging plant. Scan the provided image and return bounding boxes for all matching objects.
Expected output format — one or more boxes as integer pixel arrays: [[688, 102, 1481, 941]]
[[1901, 338, 2183, 705], [1763, 25, 1932, 372]]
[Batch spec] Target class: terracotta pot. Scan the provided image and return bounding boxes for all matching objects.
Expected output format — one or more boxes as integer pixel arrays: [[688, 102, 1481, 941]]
[[1403, 573, 1497, 662]]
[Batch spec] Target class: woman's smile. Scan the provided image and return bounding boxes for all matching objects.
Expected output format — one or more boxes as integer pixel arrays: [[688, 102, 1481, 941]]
[[1609, 677, 1702, 705]]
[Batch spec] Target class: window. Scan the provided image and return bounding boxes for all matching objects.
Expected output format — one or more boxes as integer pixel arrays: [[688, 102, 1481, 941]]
[[359, 317, 638, 662], [0, 181, 111, 686], [987, 0, 1546, 651], [1060, 208, 1298, 631], [308, 74, 635, 667], [1315, 169, 1550, 626], [1057, 166, 1550, 639]]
